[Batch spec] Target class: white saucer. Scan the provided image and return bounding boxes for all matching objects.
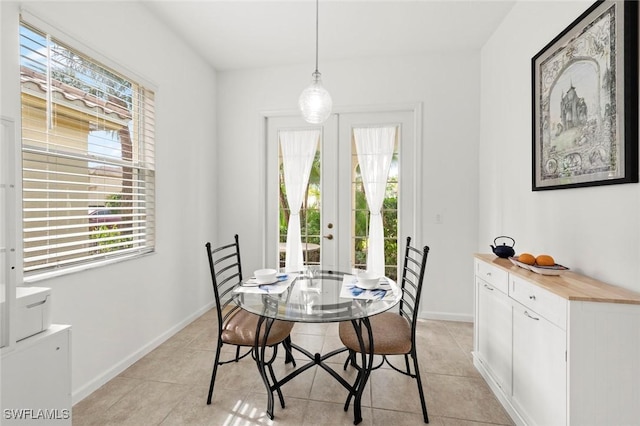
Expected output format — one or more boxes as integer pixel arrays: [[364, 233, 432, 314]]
[[354, 282, 381, 290], [244, 274, 288, 286]]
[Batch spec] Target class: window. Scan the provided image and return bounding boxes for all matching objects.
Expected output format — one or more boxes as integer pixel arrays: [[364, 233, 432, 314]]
[[19, 21, 155, 276]]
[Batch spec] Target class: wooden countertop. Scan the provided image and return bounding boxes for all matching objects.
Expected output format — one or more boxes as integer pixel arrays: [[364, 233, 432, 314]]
[[475, 253, 640, 305]]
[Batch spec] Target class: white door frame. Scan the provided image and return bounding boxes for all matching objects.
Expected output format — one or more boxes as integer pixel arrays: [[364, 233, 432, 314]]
[[260, 103, 423, 275]]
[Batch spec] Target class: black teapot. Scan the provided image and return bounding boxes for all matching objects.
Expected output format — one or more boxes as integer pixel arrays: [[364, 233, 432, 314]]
[[491, 236, 515, 258]]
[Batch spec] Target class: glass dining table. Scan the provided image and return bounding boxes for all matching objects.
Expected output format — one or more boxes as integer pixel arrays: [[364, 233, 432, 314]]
[[232, 269, 402, 425]]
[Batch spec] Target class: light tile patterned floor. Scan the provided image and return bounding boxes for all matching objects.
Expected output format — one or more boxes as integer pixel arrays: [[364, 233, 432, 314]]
[[73, 309, 514, 425]]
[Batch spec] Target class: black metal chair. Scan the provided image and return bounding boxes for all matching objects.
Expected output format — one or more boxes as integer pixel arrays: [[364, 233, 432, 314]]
[[205, 234, 295, 406], [339, 236, 430, 423]]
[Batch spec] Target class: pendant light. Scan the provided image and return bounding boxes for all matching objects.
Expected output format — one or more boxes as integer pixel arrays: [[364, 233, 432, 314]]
[[299, 0, 332, 124]]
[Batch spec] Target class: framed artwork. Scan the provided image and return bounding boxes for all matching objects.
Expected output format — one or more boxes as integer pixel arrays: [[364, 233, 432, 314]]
[[532, 0, 638, 190]]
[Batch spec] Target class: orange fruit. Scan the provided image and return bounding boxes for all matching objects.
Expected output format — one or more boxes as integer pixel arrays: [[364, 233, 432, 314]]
[[518, 253, 536, 265], [536, 254, 555, 266]]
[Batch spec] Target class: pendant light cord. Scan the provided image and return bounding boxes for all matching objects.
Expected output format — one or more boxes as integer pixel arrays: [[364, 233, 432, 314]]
[[315, 0, 319, 74], [299, 0, 331, 123]]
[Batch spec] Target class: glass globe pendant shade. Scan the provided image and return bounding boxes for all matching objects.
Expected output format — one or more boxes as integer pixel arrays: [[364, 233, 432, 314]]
[[299, 71, 332, 124]]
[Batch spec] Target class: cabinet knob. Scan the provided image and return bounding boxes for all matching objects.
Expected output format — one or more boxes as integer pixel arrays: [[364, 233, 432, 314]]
[[529, 295, 536, 300], [486, 272, 492, 276]]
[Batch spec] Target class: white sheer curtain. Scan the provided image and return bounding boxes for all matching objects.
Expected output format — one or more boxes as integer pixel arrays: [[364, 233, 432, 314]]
[[354, 126, 396, 276], [280, 130, 319, 272]]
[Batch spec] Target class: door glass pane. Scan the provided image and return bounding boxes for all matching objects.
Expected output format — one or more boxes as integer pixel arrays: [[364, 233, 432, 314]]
[[278, 144, 321, 269], [351, 127, 399, 281]]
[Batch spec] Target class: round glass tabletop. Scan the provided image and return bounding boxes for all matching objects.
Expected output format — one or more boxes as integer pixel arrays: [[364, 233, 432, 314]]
[[233, 270, 401, 323]]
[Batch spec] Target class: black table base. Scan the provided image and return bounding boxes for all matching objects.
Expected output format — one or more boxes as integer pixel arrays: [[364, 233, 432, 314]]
[[254, 317, 374, 425]]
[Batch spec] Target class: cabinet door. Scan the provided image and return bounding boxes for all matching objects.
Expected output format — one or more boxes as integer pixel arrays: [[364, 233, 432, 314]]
[[476, 277, 512, 395], [512, 302, 566, 426], [1, 326, 72, 424]]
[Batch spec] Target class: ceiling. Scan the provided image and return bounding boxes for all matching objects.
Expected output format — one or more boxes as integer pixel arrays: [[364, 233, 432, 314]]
[[142, 0, 516, 71]]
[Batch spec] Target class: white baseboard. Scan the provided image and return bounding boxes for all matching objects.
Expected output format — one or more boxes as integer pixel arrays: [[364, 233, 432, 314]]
[[71, 301, 216, 405], [419, 310, 473, 323]]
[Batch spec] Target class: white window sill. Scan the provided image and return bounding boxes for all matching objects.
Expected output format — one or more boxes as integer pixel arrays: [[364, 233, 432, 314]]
[[23, 250, 154, 284]]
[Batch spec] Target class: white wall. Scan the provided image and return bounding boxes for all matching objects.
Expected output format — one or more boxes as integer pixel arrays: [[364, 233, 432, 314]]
[[217, 52, 481, 321], [1, 1, 218, 402], [480, 1, 640, 292]]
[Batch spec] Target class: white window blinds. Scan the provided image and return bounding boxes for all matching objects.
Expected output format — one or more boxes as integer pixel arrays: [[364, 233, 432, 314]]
[[19, 21, 156, 275]]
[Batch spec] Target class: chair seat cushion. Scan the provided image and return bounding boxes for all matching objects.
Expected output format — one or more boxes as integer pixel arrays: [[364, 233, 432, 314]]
[[338, 312, 412, 355], [222, 308, 293, 347]]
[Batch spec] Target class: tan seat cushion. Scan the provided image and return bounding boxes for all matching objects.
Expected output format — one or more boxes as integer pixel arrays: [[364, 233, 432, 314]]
[[222, 308, 293, 347], [338, 312, 412, 355]]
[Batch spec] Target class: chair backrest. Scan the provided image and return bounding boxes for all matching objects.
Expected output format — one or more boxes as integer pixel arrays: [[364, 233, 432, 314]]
[[399, 236, 430, 339], [205, 234, 244, 333]]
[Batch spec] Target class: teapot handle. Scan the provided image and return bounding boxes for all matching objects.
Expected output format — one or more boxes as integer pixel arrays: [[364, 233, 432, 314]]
[[494, 236, 515, 247]]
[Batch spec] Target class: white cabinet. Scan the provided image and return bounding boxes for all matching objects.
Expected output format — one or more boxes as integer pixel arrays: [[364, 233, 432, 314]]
[[475, 261, 512, 396], [512, 300, 566, 426], [474, 254, 640, 426], [509, 273, 567, 425], [1, 117, 71, 425], [1, 325, 72, 425], [1, 116, 17, 349]]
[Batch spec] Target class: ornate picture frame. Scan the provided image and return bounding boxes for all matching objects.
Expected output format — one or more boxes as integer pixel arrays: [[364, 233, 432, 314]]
[[532, 0, 638, 190]]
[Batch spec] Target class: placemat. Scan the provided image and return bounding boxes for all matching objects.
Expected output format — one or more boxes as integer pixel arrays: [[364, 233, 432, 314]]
[[339, 274, 393, 301]]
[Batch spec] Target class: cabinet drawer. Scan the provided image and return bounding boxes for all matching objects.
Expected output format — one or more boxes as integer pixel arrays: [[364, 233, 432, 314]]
[[475, 259, 508, 294], [510, 275, 567, 330]]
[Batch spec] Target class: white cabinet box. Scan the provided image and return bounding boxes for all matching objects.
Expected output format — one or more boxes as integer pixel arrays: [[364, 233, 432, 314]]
[[1, 324, 72, 425], [15, 287, 51, 341], [474, 262, 512, 396], [474, 254, 640, 426]]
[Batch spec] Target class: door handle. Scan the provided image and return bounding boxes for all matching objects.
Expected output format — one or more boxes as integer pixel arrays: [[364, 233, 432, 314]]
[[323, 234, 334, 240]]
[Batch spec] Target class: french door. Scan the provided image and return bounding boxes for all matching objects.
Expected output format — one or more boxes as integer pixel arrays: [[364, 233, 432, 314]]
[[265, 108, 418, 280]]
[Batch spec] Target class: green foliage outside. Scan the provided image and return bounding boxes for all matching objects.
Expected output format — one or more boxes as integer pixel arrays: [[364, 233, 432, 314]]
[[279, 152, 399, 280], [90, 224, 131, 253], [89, 193, 132, 253], [105, 193, 123, 212]]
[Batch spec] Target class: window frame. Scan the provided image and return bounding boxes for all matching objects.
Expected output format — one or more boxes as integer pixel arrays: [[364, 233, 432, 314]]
[[19, 14, 156, 281]]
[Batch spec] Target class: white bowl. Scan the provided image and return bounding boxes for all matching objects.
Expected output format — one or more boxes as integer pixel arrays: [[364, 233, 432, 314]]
[[254, 268, 278, 284], [356, 272, 381, 289]]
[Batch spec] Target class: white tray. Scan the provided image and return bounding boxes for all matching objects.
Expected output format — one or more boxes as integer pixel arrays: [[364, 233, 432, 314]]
[[509, 256, 569, 276]]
